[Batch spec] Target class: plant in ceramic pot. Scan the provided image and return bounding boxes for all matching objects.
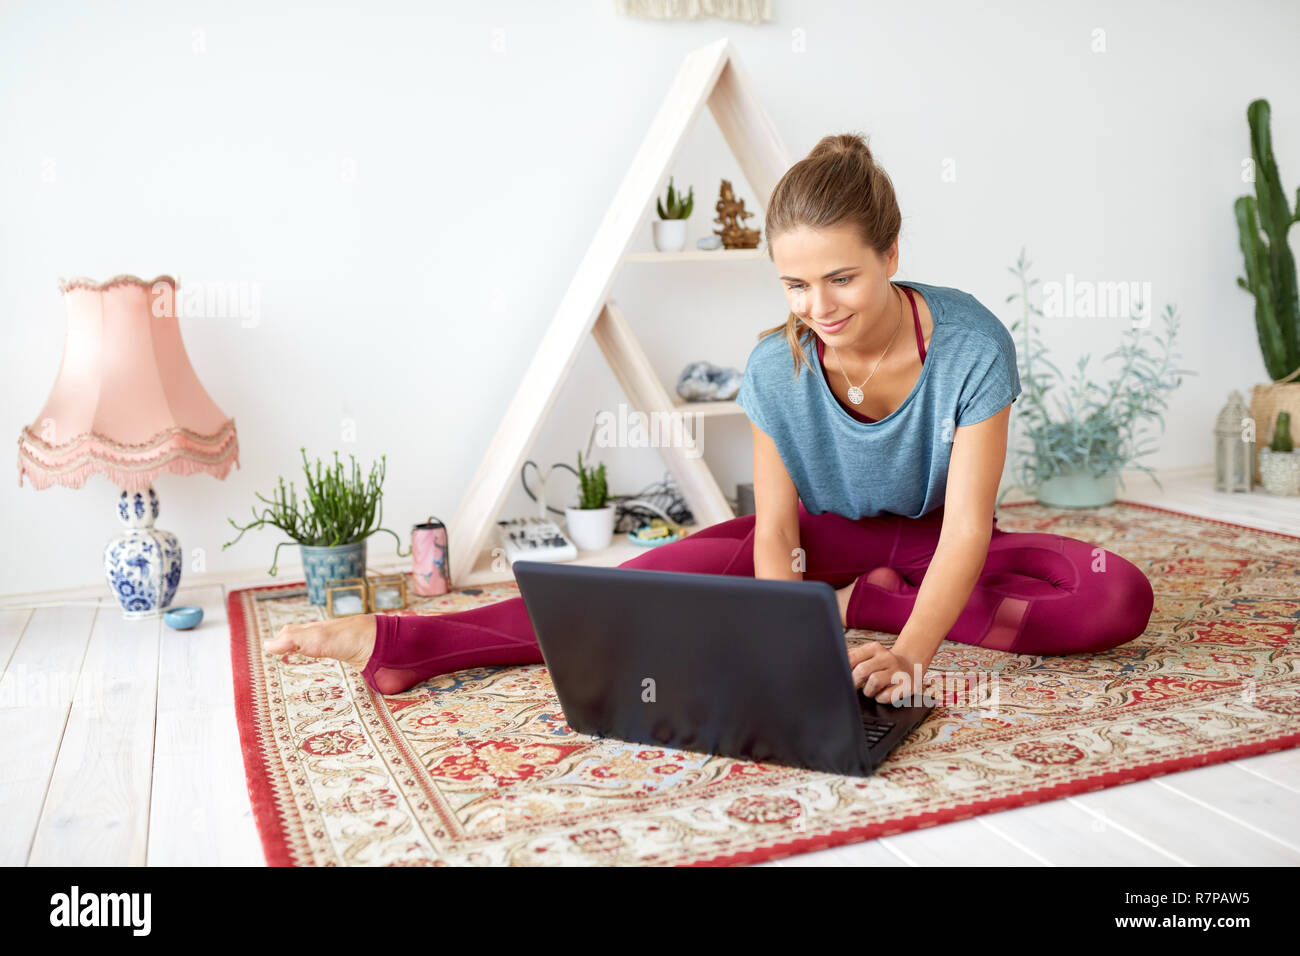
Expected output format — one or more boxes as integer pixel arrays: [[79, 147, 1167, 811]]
[[1258, 410, 1300, 494], [652, 175, 693, 252], [564, 450, 615, 551], [222, 446, 409, 605], [1235, 98, 1300, 484], [995, 249, 1198, 510]]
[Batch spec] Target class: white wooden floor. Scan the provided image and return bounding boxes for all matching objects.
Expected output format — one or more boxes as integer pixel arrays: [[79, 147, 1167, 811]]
[[1, 465, 1297, 866]]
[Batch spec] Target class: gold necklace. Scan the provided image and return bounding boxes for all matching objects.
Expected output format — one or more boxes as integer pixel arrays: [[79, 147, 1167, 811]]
[[830, 285, 905, 405]]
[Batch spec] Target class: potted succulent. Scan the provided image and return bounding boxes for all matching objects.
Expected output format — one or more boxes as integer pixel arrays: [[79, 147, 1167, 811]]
[[995, 249, 1197, 510], [564, 450, 615, 551], [653, 175, 693, 252], [1235, 98, 1300, 484], [1258, 410, 1300, 494], [222, 446, 409, 605]]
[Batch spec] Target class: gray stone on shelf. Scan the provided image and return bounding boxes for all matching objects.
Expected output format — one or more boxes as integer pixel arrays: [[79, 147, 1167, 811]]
[[676, 361, 742, 401]]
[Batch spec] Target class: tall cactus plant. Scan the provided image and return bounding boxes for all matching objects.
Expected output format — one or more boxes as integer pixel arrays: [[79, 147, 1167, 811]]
[[1235, 98, 1300, 382]]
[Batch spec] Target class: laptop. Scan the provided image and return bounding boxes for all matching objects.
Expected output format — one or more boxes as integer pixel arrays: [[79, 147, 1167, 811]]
[[511, 560, 935, 777]]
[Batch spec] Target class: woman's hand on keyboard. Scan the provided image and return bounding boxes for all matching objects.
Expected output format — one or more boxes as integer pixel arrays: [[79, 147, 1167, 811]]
[[849, 641, 922, 705]]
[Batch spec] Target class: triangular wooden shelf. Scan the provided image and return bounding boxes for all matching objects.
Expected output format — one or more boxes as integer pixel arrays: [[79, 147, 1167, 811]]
[[448, 37, 791, 586]]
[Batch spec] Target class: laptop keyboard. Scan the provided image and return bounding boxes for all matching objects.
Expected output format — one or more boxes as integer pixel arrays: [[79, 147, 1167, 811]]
[[861, 712, 895, 745]]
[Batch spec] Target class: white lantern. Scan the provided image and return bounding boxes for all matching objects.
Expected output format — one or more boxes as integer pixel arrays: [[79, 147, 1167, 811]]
[[1214, 391, 1254, 492]]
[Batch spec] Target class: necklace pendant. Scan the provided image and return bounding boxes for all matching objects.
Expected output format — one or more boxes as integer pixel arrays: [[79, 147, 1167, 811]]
[[847, 385, 864, 405]]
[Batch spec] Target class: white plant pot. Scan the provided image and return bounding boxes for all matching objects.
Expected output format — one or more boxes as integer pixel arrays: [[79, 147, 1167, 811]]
[[1258, 447, 1300, 496], [652, 219, 687, 252], [565, 505, 616, 552]]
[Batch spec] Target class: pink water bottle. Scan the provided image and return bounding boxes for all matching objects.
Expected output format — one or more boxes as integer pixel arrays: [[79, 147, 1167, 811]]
[[411, 516, 451, 596]]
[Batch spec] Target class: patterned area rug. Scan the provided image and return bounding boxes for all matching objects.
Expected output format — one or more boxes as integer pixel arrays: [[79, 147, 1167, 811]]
[[229, 501, 1300, 866]]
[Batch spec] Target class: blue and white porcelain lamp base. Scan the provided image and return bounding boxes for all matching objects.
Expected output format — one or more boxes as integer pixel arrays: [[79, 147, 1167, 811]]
[[104, 487, 183, 620]]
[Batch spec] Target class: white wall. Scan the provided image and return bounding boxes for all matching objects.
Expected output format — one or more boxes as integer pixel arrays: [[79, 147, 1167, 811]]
[[3, 0, 1298, 598]]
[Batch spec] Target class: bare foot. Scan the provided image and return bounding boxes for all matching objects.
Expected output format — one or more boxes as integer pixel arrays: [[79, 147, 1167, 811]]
[[262, 613, 378, 672]]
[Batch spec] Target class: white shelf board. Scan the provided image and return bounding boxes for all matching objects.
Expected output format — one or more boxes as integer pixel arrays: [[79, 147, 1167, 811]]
[[623, 248, 765, 263], [460, 525, 703, 587]]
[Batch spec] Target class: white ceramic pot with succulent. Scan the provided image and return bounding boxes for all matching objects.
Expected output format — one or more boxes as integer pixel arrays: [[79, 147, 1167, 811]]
[[563, 450, 616, 551], [1258, 411, 1300, 495], [652, 175, 693, 253]]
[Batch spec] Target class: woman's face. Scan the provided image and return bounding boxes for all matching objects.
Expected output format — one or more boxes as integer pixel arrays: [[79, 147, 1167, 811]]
[[771, 223, 898, 350]]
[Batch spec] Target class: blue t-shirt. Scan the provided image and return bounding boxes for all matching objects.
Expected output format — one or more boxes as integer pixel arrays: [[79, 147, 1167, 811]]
[[735, 280, 1021, 520]]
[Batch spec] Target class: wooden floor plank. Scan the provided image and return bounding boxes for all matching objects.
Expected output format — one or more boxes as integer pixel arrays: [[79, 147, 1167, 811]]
[[973, 793, 1184, 865], [149, 584, 263, 865], [1230, 747, 1300, 792], [0, 607, 33, 675], [1069, 776, 1300, 865], [864, 816, 1049, 866], [27, 605, 161, 866], [0, 605, 98, 866], [1148, 760, 1300, 850]]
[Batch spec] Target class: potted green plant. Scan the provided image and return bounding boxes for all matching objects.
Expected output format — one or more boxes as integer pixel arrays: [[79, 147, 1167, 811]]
[[1258, 410, 1300, 494], [1235, 98, 1300, 484], [222, 446, 409, 605], [563, 449, 615, 551], [653, 175, 693, 252], [995, 249, 1198, 509]]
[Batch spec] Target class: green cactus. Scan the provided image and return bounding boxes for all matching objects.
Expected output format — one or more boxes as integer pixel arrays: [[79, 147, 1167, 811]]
[[576, 450, 608, 509], [1270, 410, 1294, 452], [656, 175, 694, 220], [1235, 98, 1300, 383]]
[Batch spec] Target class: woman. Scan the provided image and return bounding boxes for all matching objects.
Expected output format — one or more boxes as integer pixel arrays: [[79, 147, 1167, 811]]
[[264, 133, 1155, 704]]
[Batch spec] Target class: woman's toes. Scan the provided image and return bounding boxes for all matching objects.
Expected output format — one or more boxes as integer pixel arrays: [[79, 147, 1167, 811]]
[[263, 620, 330, 659], [262, 624, 301, 654]]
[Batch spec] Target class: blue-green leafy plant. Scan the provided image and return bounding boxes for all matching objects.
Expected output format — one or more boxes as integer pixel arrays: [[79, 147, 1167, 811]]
[[1235, 98, 1300, 382], [656, 176, 694, 220], [995, 248, 1198, 507], [222, 446, 409, 576], [575, 450, 609, 509]]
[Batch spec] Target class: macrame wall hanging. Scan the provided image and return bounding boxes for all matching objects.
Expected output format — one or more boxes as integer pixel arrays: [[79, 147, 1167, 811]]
[[615, 0, 774, 25]]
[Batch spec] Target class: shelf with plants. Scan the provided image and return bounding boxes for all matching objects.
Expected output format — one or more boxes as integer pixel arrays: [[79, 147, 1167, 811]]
[[446, 38, 790, 588]]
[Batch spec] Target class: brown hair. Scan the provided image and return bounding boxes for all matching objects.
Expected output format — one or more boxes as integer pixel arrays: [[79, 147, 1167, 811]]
[[756, 132, 902, 379]]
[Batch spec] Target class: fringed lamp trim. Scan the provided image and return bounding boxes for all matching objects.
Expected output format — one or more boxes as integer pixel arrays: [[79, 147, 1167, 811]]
[[17, 420, 240, 492], [57, 274, 178, 294]]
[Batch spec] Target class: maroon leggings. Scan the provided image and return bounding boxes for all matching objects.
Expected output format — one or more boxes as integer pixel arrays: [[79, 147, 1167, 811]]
[[363, 503, 1155, 696]]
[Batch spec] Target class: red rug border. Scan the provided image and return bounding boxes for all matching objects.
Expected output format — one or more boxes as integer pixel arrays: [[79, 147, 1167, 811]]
[[226, 500, 1300, 866], [228, 581, 304, 867]]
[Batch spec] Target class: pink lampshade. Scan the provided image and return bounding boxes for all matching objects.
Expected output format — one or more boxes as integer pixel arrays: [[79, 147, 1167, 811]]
[[17, 274, 240, 493]]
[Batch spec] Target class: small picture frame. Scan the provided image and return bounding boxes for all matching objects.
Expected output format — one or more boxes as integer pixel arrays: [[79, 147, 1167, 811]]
[[368, 572, 408, 611], [325, 577, 369, 617]]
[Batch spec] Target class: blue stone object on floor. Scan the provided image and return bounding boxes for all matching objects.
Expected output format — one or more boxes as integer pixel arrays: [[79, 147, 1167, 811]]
[[164, 606, 204, 630]]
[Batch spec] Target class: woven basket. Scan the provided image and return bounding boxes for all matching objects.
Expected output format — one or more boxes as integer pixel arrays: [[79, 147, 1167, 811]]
[[1250, 365, 1300, 483]]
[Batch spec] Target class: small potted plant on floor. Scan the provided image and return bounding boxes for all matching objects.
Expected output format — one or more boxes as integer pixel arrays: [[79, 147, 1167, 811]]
[[653, 175, 693, 252], [222, 446, 409, 605], [1258, 410, 1300, 495], [564, 450, 616, 551], [995, 249, 1198, 509]]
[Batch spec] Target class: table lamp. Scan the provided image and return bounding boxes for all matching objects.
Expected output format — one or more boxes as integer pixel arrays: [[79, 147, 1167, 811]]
[[17, 274, 240, 619]]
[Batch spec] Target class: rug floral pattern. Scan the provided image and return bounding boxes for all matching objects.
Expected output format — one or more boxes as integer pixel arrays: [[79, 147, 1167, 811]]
[[229, 502, 1300, 866]]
